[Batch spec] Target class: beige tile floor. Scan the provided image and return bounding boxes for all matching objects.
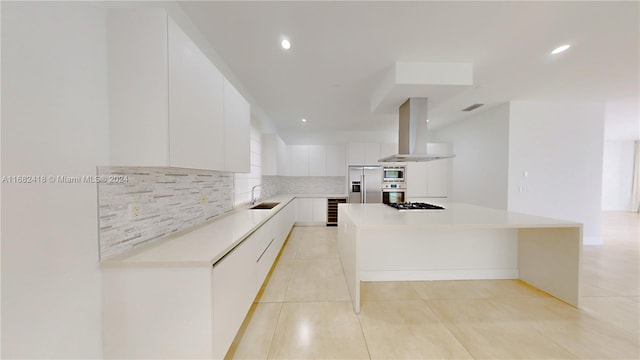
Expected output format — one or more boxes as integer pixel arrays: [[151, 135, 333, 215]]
[[229, 212, 639, 359]]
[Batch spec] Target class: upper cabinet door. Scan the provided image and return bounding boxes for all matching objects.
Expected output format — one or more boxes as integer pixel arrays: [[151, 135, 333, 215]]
[[168, 18, 225, 171], [406, 162, 428, 197], [347, 143, 365, 165], [223, 79, 250, 173], [326, 144, 346, 176], [107, 8, 170, 166], [288, 145, 309, 176], [308, 145, 327, 176], [261, 134, 278, 176], [364, 143, 382, 165]]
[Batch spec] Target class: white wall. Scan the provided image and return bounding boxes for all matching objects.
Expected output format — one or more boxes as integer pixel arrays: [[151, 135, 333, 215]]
[[1, 2, 109, 358], [433, 103, 510, 209], [602, 140, 635, 211], [508, 101, 605, 244], [601, 98, 639, 210]]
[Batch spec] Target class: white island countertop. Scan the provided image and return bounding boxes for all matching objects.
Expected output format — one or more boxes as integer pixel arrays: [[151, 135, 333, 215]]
[[101, 194, 297, 268], [340, 202, 580, 229]]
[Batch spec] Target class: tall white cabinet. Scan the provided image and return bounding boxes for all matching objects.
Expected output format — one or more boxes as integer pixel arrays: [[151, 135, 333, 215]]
[[168, 17, 225, 170], [107, 8, 169, 166], [288, 145, 310, 176], [406, 143, 453, 199], [308, 145, 327, 176], [107, 8, 250, 172], [223, 79, 251, 172], [325, 144, 346, 176]]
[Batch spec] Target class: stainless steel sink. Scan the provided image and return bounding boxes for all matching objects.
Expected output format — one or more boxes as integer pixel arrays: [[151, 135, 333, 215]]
[[250, 202, 280, 210]]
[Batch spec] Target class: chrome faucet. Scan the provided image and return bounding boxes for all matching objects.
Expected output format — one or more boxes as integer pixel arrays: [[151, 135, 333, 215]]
[[250, 184, 263, 205]]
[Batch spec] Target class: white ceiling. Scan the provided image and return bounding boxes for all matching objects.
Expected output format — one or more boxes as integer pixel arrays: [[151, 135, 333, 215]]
[[179, 1, 639, 144]]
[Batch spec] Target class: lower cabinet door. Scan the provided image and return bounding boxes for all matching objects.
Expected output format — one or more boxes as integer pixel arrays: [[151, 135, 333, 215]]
[[256, 236, 278, 293], [212, 239, 256, 359]]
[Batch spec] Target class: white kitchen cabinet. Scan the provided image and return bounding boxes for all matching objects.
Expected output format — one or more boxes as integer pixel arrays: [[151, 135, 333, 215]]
[[347, 143, 365, 165], [262, 133, 289, 176], [168, 17, 225, 170], [326, 144, 347, 176], [277, 199, 296, 244], [405, 143, 452, 198], [313, 198, 327, 223], [380, 143, 398, 158], [107, 9, 250, 172], [277, 137, 290, 176], [289, 145, 309, 176], [254, 220, 277, 293], [261, 134, 278, 176], [212, 199, 295, 358], [296, 198, 313, 222], [308, 145, 327, 176], [296, 197, 327, 225], [212, 237, 256, 359], [364, 143, 382, 164], [107, 8, 170, 166], [223, 78, 250, 172], [406, 162, 429, 198], [348, 143, 383, 165]]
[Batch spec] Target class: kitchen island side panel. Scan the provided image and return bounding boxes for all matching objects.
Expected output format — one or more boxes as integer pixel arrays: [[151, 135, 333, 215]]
[[358, 228, 519, 281], [337, 205, 360, 313], [518, 227, 582, 307]]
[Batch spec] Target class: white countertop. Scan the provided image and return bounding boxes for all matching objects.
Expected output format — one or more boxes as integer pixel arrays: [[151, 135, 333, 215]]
[[339, 202, 581, 229], [101, 193, 348, 268], [101, 194, 297, 268]]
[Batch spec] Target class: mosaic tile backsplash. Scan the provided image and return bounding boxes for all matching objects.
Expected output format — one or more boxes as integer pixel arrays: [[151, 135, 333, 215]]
[[263, 175, 346, 195], [97, 166, 233, 260]]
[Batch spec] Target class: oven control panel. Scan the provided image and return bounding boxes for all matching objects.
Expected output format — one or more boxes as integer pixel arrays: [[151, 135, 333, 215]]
[[382, 182, 406, 190]]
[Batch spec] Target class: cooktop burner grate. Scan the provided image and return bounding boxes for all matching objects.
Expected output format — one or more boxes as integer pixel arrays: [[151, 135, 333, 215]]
[[386, 202, 445, 210]]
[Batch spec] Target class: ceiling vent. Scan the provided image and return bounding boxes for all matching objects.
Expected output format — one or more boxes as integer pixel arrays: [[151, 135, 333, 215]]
[[462, 103, 484, 112]]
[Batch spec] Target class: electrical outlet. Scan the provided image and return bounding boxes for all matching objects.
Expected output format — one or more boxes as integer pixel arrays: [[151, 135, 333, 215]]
[[199, 193, 207, 204], [128, 203, 141, 220]]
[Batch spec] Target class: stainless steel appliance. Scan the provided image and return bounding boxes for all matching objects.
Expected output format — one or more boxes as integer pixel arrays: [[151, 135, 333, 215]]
[[383, 166, 405, 183], [382, 183, 406, 204], [379, 98, 456, 163], [348, 166, 382, 203]]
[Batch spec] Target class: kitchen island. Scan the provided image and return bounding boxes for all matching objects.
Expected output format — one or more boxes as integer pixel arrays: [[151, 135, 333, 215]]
[[337, 202, 582, 313]]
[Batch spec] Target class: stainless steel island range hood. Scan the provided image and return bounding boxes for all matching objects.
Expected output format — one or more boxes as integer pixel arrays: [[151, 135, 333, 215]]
[[379, 97, 455, 162]]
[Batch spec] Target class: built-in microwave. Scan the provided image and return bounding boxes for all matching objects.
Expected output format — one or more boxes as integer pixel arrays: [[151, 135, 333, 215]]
[[383, 166, 405, 183]]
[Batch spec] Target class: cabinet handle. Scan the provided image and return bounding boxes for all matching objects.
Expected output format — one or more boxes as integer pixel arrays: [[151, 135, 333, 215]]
[[256, 238, 275, 263]]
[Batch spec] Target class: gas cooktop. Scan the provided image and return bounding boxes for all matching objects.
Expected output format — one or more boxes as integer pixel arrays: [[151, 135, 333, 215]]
[[386, 202, 445, 210]]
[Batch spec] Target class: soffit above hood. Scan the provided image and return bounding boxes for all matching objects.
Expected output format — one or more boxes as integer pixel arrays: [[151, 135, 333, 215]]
[[378, 97, 455, 163], [371, 62, 471, 163]]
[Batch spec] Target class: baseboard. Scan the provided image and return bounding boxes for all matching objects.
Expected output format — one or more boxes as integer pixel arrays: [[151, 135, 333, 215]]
[[359, 268, 519, 281]]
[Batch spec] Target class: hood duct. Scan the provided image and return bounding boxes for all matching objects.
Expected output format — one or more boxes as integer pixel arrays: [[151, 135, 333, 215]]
[[378, 98, 455, 162]]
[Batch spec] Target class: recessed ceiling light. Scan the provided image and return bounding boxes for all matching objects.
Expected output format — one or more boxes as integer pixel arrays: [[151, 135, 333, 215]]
[[281, 39, 291, 50], [551, 44, 571, 55], [301, 118, 307, 122]]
